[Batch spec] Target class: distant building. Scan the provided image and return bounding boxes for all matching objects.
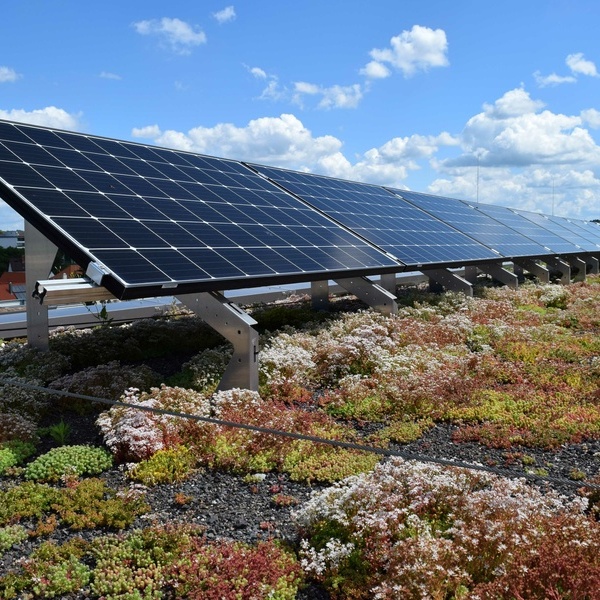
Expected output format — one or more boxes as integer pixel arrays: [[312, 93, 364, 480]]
[[0, 270, 26, 305], [0, 230, 24, 248]]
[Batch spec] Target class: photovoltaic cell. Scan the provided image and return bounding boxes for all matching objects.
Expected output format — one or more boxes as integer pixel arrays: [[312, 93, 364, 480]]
[[576, 220, 600, 245], [514, 210, 600, 252], [248, 163, 501, 266], [544, 215, 600, 251], [0, 120, 399, 299], [473, 203, 582, 255], [395, 190, 552, 258]]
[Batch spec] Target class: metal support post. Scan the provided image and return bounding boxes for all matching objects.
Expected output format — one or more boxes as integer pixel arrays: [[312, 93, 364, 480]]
[[176, 292, 259, 392], [25, 222, 58, 350], [333, 277, 398, 315], [478, 262, 519, 289], [513, 258, 550, 283], [311, 280, 329, 311], [582, 255, 599, 275], [542, 257, 571, 284], [464, 263, 518, 288], [464, 266, 478, 284], [567, 257, 587, 282], [423, 269, 473, 297], [379, 273, 398, 295]]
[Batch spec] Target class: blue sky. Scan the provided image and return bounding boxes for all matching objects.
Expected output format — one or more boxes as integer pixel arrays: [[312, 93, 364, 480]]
[[1, 0, 600, 230]]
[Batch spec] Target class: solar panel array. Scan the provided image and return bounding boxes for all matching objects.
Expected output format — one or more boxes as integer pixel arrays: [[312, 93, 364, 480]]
[[248, 164, 501, 266], [0, 120, 398, 299], [514, 210, 600, 252], [473, 203, 582, 255], [0, 119, 598, 301], [394, 190, 554, 258]]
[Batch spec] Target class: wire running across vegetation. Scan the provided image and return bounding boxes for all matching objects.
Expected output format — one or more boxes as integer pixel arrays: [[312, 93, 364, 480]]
[[5, 378, 600, 492]]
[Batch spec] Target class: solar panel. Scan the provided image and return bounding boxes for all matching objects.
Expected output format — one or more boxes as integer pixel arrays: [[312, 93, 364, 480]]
[[247, 164, 501, 267], [544, 215, 600, 251], [0, 120, 400, 299], [395, 190, 552, 258], [473, 203, 582, 255], [514, 210, 600, 253], [576, 220, 600, 245]]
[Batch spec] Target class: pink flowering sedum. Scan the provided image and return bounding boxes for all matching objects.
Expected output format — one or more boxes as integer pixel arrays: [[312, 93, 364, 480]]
[[97, 385, 211, 462]]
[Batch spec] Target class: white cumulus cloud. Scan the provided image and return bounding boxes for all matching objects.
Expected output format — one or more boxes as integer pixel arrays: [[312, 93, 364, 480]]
[[133, 17, 207, 54], [213, 6, 236, 24], [566, 52, 598, 77], [364, 25, 449, 78], [581, 108, 600, 129], [248, 66, 267, 79], [448, 88, 599, 169], [132, 124, 162, 138], [0, 66, 20, 83], [0, 106, 81, 130], [430, 87, 600, 220], [534, 71, 576, 87], [293, 82, 363, 109]]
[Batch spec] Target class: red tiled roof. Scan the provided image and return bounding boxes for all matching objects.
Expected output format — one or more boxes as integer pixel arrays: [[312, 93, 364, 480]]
[[0, 271, 25, 301]]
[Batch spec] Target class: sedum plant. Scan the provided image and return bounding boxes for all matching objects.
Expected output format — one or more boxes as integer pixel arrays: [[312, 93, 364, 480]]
[[24, 444, 113, 482], [0, 439, 36, 474], [0, 478, 149, 533], [0, 537, 90, 598], [48, 360, 160, 403], [166, 537, 303, 600], [0, 524, 28, 557], [97, 385, 211, 462], [127, 445, 199, 486], [91, 524, 201, 600], [294, 457, 600, 599]]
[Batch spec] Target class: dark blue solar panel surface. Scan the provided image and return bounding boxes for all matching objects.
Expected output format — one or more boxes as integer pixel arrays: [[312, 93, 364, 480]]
[[395, 190, 552, 258], [544, 215, 600, 251], [576, 220, 600, 245], [513, 210, 599, 252], [248, 164, 500, 266], [474, 203, 581, 255], [0, 121, 399, 299]]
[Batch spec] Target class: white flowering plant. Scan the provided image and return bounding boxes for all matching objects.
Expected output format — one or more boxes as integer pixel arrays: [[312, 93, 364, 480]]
[[294, 458, 600, 599]]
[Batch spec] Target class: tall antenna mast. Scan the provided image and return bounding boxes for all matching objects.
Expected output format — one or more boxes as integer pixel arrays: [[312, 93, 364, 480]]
[[476, 153, 480, 203]]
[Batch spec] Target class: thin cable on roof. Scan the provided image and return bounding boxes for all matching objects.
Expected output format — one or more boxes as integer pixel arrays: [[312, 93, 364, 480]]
[[4, 378, 600, 492]]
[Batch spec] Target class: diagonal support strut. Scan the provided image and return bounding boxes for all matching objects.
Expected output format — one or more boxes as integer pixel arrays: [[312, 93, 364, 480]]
[[176, 292, 259, 392]]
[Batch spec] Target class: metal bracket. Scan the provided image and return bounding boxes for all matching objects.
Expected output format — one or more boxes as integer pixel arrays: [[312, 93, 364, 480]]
[[584, 256, 599, 275], [542, 257, 571, 284], [25, 222, 58, 350], [176, 292, 259, 392], [32, 277, 114, 305], [333, 276, 398, 315], [379, 273, 398, 295], [423, 268, 473, 296], [513, 258, 550, 283], [566, 256, 587, 282], [464, 262, 519, 289], [311, 280, 329, 311]]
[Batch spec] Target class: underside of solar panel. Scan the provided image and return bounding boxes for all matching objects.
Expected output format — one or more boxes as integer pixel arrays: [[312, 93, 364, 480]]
[[0, 119, 598, 302]]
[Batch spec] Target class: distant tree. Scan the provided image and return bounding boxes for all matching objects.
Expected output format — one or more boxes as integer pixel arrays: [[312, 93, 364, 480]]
[[0, 246, 25, 275], [592, 219, 600, 223]]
